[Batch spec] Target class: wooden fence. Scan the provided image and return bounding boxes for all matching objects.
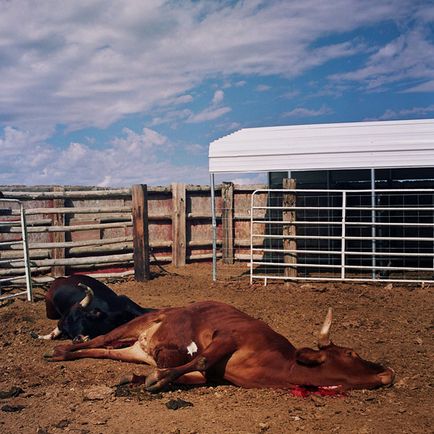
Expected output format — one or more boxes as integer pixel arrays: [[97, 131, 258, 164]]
[[0, 183, 266, 282]]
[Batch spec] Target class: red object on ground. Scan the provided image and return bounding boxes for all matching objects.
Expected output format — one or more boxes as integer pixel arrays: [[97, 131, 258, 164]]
[[290, 385, 346, 398]]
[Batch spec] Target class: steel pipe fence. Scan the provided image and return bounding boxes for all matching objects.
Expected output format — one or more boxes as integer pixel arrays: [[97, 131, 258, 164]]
[[250, 189, 434, 284], [0, 199, 33, 301]]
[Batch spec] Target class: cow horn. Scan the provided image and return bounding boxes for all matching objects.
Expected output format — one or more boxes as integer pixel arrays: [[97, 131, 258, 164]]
[[318, 307, 333, 348], [77, 283, 94, 308]]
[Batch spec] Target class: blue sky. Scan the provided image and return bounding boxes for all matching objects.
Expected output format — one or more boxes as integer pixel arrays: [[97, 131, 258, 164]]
[[1, 0, 433, 187]]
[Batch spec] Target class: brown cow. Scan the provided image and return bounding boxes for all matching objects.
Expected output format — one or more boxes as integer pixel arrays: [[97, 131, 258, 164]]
[[46, 301, 394, 392]]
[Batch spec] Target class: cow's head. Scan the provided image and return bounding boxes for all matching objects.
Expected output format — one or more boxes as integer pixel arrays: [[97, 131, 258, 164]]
[[58, 284, 108, 342], [58, 283, 134, 342], [293, 308, 394, 391]]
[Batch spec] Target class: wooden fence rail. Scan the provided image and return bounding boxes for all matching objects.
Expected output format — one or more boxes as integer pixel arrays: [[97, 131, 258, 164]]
[[0, 183, 266, 281]]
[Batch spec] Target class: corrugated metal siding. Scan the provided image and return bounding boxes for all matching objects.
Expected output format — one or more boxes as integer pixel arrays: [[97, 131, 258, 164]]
[[209, 119, 434, 173]]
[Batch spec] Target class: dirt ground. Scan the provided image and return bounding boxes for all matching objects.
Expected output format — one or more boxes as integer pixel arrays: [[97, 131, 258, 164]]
[[0, 263, 433, 434]]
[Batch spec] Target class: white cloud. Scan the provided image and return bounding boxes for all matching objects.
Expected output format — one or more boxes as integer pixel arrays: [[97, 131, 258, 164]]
[[223, 121, 242, 131], [377, 104, 434, 120], [223, 80, 247, 89], [150, 109, 193, 127], [329, 28, 434, 91], [256, 84, 271, 92], [0, 127, 32, 153], [64, 142, 87, 162], [0, 0, 421, 133], [187, 88, 231, 123], [0, 126, 208, 186], [283, 105, 333, 118], [212, 90, 224, 105], [281, 90, 299, 99], [111, 127, 168, 152], [164, 94, 194, 105], [0, 0, 431, 187], [403, 80, 434, 93], [0, 126, 49, 153], [97, 175, 113, 188], [187, 106, 231, 123], [185, 143, 206, 155]]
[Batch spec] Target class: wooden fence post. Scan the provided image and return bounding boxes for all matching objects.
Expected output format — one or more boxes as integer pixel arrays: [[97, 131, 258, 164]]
[[222, 182, 234, 264], [283, 178, 297, 280], [172, 183, 186, 267], [51, 186, 65, 277], [132, 184, 150, 281]]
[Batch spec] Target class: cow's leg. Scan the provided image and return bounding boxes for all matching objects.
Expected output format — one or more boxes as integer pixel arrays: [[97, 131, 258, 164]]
[[48, 338, 123, 362], [145, 333, 237, 392], [48, 340, 155, 365], [48, 318, 160, 360], [31, 326, 62, 340], [50, 335, 138, 359], [176, 372, 207, 385], [49, 334, 110, 357], [50, 318, 148, 356], [121, 371, 207, 388]]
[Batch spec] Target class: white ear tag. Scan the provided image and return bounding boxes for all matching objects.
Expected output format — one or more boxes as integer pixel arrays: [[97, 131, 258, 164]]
[[186, 341, 198, 356]]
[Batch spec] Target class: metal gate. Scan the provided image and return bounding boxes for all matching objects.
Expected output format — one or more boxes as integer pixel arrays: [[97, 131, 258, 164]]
[[0, 198, 33, 301], [250, 189, 434, 284]]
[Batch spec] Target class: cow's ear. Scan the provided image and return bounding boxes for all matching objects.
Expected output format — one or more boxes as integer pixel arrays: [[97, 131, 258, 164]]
[[295, 348, 326, 366], [86, 308, 106, 320]]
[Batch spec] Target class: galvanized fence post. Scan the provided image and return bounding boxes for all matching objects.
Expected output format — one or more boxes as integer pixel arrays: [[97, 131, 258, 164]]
[[341, 191, 346, 280]]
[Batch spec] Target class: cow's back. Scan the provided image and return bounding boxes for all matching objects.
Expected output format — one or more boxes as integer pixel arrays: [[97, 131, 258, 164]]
[[152, 301, 293, 353]]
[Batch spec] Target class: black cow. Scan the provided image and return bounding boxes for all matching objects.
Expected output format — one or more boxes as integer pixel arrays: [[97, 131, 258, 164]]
[[32, 275, 154, 342]]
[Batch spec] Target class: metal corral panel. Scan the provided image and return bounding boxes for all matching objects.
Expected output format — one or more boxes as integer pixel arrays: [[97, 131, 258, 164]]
[[209, 119, 434, 173]]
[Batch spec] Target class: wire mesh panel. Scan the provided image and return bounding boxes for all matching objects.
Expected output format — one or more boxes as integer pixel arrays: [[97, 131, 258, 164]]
[[250, 189, 434, 284], [0, 198, 33, 301]]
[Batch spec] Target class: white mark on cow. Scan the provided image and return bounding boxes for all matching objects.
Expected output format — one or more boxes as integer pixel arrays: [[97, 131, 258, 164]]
[[187, 341, 198, 356]]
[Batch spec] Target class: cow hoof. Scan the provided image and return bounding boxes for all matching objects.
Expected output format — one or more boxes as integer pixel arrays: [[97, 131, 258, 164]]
[[144, 372, 161, 392], [30, 331, 39, 339], [131, 374, 146, 385], [43, 351, 54, 359], [43, 350, 68, 362], [145, 370, 171, 393]]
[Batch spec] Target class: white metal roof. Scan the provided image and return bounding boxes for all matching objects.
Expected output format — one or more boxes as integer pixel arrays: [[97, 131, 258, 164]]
[[209, 119, 434, 173]]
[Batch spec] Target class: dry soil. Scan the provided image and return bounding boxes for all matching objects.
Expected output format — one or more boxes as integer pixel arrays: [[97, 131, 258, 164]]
[[0, 263, 433, 434]]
